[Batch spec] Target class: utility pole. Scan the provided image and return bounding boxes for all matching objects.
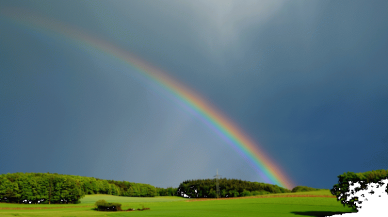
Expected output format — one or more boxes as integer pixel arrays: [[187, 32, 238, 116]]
[[214, 169, 222, 199]]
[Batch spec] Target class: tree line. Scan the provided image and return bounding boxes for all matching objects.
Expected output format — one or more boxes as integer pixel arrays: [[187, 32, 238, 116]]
[[331, 169, 388, 209], [291, 186, 322, 192], [0, 172, 157, 204], [156, 187, 178, 196], [177, 178, 291, 198]]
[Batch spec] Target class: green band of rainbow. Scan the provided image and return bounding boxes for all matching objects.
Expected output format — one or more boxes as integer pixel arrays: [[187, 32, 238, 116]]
[[1, 8, 294, 189]]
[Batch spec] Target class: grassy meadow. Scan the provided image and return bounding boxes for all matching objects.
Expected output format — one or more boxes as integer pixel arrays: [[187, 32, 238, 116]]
[[0, 190, 357, 217]]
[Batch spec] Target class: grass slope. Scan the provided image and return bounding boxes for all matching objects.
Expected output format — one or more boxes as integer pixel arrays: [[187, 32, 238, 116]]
[[0, 191, 356, 217]]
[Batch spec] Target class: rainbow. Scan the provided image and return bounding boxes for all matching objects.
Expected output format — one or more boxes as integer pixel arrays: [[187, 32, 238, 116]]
[[1, 8, 294, 189]]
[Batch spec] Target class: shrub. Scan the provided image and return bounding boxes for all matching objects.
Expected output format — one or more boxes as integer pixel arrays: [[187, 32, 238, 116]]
[[241, 189, 251, 197], [95, 199, 107, 207], [229, 189, 239, 197], [95, 200, 122, 211]]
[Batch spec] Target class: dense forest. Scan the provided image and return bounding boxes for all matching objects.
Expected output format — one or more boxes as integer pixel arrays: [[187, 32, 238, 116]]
[[177, 178, 291, 198], [0, 172, 156, 204]]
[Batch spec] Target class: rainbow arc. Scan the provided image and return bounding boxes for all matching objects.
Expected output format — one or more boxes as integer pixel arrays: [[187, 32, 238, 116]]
[[1, 9, 294, 189]]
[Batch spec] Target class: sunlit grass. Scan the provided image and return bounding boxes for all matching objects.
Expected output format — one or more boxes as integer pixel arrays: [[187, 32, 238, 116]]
[[0, 191, 355, 217], [80, 194, 188, 204]]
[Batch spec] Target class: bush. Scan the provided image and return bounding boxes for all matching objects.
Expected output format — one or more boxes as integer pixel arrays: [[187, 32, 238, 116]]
[[95, 199, 107, 207], [229, 190, 239, 197], [95, 200, 122, 211], [241, 189, 251, 197]]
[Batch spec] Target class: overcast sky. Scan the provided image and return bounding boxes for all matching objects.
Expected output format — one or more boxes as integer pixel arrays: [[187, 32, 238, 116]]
[[1, 0, 387, 189]]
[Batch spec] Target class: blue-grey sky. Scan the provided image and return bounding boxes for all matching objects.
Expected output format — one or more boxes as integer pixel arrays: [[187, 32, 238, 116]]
[[1, 0, 387, 189]]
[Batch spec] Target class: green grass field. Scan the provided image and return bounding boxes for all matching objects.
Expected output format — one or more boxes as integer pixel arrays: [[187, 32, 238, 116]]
[[0, 191, 356, 217]]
